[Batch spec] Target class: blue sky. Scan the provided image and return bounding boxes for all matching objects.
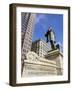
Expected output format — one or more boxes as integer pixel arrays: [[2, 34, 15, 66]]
[[32, 13, 63, 46]]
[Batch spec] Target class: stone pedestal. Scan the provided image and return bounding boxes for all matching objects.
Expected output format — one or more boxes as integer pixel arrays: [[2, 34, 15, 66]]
[[45, 49, 63, 75], [22, 50, 63, 77]]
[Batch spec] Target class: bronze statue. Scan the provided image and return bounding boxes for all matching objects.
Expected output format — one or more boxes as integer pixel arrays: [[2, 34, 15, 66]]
[[45, 26, 56, 50]]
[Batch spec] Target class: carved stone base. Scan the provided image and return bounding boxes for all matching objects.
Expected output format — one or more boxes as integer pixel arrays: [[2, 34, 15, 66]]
[[22, 50, 63, 77]]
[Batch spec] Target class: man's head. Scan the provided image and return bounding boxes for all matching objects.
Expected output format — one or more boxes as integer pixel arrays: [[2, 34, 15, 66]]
[[48, 26, 52, 31]]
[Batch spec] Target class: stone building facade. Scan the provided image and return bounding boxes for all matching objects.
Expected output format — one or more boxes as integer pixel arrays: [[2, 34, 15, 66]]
[[21, 13, 36, 60], [21, 13, 36, 74], [31, 39, 51, 57]]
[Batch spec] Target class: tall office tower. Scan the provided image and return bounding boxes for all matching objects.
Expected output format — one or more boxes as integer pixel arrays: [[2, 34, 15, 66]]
[[21, 13, 36, 74], [31, 39, 51, 57]]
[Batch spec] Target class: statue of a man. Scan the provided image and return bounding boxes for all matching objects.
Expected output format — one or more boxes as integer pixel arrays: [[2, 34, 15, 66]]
[[45, 26, 56, 50]]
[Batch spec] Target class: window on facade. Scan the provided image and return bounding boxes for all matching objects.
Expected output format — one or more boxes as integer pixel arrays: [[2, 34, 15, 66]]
[[27, 31, 29, 35], [23, 49, 26, 53], [29, 40, 31, 43]]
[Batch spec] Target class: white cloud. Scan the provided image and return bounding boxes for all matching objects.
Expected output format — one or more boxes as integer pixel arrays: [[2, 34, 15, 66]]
[[35, 14, 46, 24]]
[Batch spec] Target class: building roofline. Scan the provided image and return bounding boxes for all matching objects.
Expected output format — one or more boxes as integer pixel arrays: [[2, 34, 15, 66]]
[[32, 39, 48, 44]]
